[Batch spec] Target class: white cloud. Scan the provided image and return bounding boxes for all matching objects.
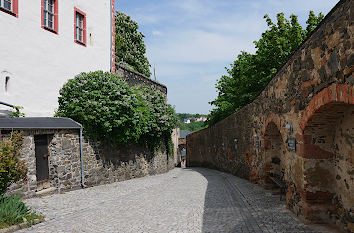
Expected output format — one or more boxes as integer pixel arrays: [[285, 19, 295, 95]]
[[117, 0, 339, 114], [170, 0, 214, 16], [152, 30, 162, 36], [148, 29, 254, 64]]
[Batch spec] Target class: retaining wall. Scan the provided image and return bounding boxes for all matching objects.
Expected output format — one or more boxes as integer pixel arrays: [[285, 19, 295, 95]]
[[116, 63, 167, 95], [5, 129, 174, 198], [187, 0, 354, 231]]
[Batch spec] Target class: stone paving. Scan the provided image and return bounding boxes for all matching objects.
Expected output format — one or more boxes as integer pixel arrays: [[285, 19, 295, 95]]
[[19, 168, 336, 233]]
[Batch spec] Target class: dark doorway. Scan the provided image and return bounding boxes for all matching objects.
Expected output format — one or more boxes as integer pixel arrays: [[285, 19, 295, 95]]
[[35, 135, 50, 190], [264, 122, 285, 188]]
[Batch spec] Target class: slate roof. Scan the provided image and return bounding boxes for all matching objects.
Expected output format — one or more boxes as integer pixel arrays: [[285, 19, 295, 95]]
[[0, 117, 82, 129], [179, 130, 192, 139]]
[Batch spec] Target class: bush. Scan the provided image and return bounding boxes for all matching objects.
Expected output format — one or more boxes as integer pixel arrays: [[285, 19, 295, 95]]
[[135, 85, 178, 151], [0, 132, 27, 195], [56, 71, 178, 153], [0, 195, 40, 229]]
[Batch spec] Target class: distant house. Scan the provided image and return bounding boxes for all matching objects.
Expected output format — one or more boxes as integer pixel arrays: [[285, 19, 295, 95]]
[[200, 116, 208, 122], [0, 0, 115, 117], [183, 119, 191, 124], [194, 116, 207, 122]]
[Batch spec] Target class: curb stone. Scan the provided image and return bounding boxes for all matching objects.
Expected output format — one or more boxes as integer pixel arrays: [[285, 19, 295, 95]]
[[0, 218, 45, 233]]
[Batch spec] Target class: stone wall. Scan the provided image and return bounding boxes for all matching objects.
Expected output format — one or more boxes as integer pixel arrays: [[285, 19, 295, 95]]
[[82, 139, 174, 186], [171, 128, 180, 165], [4, 130, 174, 198], [116, 63, 167, 95], [5, 130, 82, 197], [187, 0, 353, 232]]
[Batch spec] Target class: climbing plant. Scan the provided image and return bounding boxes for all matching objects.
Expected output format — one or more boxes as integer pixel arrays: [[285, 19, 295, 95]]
[[208, 11, 324, 125], [135, 85, 178, 152], [115, 11, 152, 77], [56, 71, 177, 153], [0, 132, 27, 195]]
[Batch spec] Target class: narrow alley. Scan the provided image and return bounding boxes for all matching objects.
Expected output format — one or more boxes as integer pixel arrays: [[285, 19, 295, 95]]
[[19, 168, 336, 233]]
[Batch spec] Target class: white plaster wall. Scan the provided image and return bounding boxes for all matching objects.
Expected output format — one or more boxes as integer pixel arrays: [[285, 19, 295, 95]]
[[0, 0, 112, 116]]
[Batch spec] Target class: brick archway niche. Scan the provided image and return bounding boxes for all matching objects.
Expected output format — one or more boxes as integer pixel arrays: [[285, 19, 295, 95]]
[[263, 121, 287, 189], [298, 84, 354, 227]]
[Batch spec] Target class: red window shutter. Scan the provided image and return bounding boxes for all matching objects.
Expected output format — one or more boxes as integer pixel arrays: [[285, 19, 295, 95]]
[[54, 0, 59, 32], [41, 0, 44, 27], [74, 9, 77, 43], [13, 0, 18, 17], [83, 15, 87, 45]]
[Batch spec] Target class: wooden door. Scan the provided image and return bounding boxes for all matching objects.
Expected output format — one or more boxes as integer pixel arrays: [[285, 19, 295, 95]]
[[35, 135, 50, 183]]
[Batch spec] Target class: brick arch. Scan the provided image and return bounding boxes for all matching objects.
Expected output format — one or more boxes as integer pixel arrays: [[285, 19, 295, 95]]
[[298, 83, 354, 223], [262, 114, 286, 152], [262, 117, 287, 188], [300, 83, 354, 133], [263, 113, 282, 137]]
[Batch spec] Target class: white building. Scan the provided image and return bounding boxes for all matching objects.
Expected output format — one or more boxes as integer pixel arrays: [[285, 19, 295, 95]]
[[183, 119, 191, 124], [0, 0, 115, 116]]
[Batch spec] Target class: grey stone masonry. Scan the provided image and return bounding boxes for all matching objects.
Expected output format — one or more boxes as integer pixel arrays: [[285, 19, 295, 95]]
[[4, 129, 174, 198], [116, 63, 167, 95], [82, 139, 174, 187], [5, 130, 82, 198]]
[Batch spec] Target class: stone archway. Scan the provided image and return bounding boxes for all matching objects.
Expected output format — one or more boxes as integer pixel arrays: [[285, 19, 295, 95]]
[[299, 84, 354, 227], [263, 121, 286, 188]]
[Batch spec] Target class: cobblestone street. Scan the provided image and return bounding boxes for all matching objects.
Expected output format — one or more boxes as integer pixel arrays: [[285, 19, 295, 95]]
[[19, 168, 336, 233]]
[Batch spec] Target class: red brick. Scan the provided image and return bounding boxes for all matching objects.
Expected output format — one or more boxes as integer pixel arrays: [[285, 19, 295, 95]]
[[302, 191, 334, 204], [228, 148, 232, 161], [303, 135, 312, 144], [302, 144, 335, 159]]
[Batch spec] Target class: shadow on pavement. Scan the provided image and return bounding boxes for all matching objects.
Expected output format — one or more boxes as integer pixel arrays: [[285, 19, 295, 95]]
[[186, 167, 336, 233]]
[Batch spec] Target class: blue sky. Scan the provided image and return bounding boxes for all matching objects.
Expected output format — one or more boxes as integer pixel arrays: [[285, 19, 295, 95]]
[[115, 0, 339, 114]]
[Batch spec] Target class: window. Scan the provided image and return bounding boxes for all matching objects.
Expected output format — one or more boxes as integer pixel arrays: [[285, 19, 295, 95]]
[[74, 8, 86, 46], [43, 0, 54, 29], [41, 0, 58, 33], [76, 13, 84, 42], [1, 0, 12, 11], [5, 76, 9, 93], [1, 71, 12, 95], [0, 0, 18, 17]]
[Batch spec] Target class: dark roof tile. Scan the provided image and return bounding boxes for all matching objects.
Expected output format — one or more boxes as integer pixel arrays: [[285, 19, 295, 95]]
[[0, 117, 82, 129]]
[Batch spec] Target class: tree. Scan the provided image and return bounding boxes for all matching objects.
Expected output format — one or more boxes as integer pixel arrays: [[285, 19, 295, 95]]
[[208, 11, 324, 125], [115, 11, 152, 77]]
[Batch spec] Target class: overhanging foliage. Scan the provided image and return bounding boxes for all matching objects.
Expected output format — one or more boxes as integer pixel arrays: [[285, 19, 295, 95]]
[[208, 11, 324, 125], [115, 11, 151, 78], [56, 71, 178, 153]]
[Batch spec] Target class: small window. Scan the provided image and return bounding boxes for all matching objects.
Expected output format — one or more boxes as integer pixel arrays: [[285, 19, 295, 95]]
[[74, 8, 86, 46], [76, 13, 84, 42], [43, 0, 54, 29], [42, 0, 58, 34], [0, 0, 18, 17], [5, 76, 9, 92]]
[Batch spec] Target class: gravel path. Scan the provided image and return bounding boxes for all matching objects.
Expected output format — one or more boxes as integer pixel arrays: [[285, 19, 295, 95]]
[[19, 168, 335, 233]]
